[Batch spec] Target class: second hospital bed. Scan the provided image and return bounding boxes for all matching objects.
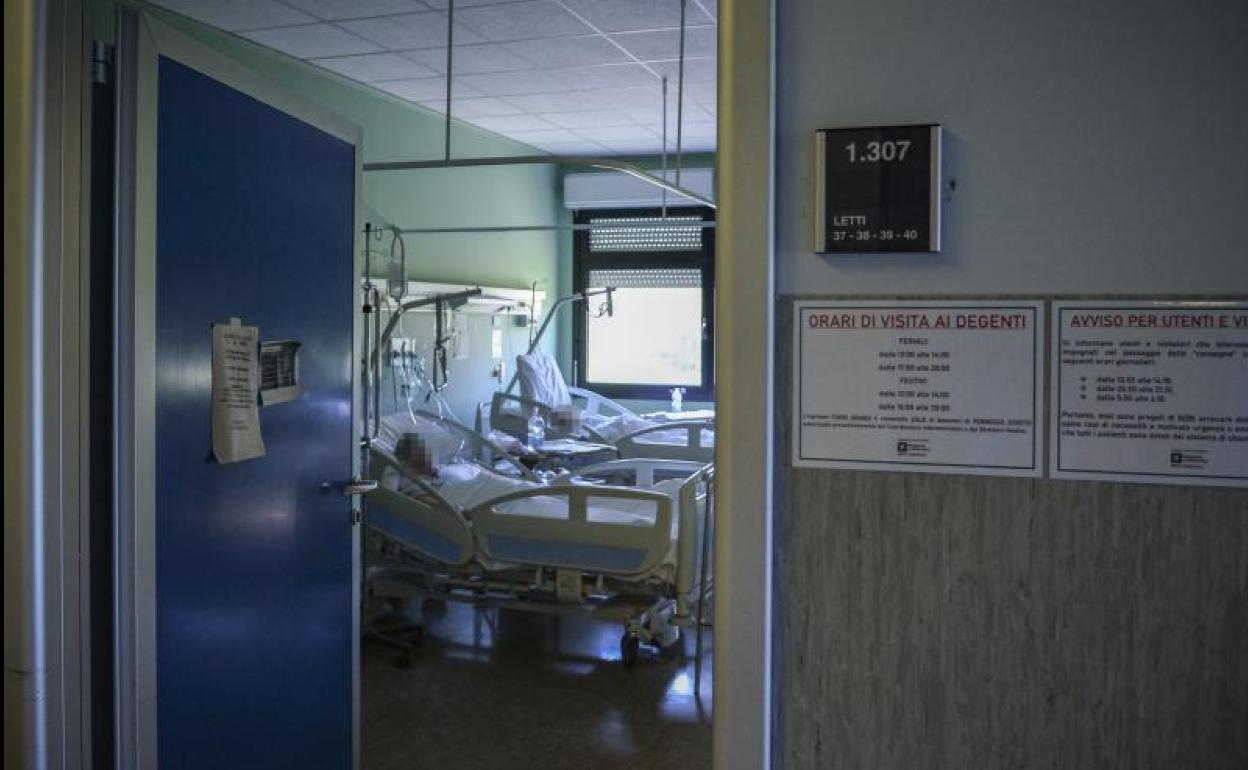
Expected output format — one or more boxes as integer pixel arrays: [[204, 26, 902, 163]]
[[488, 352, 716, 463], [365, 412, 714, 668]]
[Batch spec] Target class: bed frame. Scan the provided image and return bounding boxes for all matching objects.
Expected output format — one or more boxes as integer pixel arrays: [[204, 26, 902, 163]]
[[365, 445, 714, 674], [591, 419, 716, 463]]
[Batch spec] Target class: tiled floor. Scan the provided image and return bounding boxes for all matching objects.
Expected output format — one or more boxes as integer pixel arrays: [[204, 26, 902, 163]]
[[362, 600, 713, 770]]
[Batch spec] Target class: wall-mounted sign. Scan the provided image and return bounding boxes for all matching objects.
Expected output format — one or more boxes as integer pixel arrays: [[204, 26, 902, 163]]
[[259, 340, 302, 406], [1050, 301, 1248, 487], [814, 124, 942, 253], [794, 301, 1044, 477]]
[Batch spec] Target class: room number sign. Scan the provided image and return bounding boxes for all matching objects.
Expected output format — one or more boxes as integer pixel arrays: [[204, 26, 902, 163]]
[[814, 124, 943, 253]]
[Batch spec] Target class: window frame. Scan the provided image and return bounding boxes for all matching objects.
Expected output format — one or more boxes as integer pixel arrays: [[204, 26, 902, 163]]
[[572, 206, 716, 402]]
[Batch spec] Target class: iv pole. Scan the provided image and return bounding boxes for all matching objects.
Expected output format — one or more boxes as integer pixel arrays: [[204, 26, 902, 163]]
[[501, 287, 614, 395]]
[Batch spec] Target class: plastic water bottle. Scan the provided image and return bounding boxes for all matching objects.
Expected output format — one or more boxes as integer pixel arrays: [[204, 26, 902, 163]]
[[670, 387, 684, 413], [527, 408, 546, 447]]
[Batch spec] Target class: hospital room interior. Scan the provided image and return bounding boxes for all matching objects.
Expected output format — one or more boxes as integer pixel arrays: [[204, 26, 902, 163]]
[[10, 1, 1248, 769], [97, 1, 718, 768]]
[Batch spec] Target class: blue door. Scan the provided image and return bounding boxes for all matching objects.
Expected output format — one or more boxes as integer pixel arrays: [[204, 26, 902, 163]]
[[151, 53, 357, 769]]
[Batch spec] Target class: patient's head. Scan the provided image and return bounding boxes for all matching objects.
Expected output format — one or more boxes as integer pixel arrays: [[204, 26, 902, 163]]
[[549, 405, 582, 435], [394, 432, 439, 475]]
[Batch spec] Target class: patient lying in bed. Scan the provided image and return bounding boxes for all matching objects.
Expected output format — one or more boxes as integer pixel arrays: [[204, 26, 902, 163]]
[[376, 411, 685, 537]]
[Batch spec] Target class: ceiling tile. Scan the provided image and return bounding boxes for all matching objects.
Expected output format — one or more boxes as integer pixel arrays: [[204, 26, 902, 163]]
[[675, 137, 716, 152], [540, 110, 634, 129], [585, 85, 668, 110], [645, 57, 716, 83], [417, 97, 524, 118], [567, 63, 658, 91], [559, 0, 715, 33], [503, 128, 586, 144], [421, 0, 530, 7], [340, 12, 484, 50], [242, 24, 381, 58], [501, 91, 606, 113], [150, 0, 315, 31], [594, 139, 667, 154], [376, 77, 482, 101], [281, 0, 430, 21], [573, 124, 657, 142], [310, 52, 437, 81], [619, 100, 714, 125], [610, 26, 716, 61], [456, 62, 654, 97], [402, 44, 532, 75], [530, 140, 608, 155], [454, 69, 567, 96], [682, 80, 717, 109], [465, 114, 557, 132], [454, 1, 593, 42], [502, 35, 629, 68], [670, 122, 717, 147]]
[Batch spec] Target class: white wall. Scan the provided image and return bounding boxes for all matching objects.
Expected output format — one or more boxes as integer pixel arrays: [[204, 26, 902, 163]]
[[777, 0, 1248, 295]]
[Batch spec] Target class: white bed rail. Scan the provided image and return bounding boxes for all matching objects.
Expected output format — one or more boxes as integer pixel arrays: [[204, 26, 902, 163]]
[[469, 485, 674, 577], [558, 458, 713, 620], [614, 419, 715, 463], [567, 386, 636, 420], [368, 450, 476, 565]]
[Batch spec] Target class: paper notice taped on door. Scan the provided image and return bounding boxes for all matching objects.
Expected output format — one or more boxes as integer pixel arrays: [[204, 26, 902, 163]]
[[212, 320, 266, 463]]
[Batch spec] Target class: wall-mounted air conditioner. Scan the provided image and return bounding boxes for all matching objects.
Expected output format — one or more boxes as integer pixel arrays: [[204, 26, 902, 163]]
[[564, 168, 714, 210]]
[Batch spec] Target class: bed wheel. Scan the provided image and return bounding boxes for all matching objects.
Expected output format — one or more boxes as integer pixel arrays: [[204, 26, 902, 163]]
[[620, 634, 640, 667]]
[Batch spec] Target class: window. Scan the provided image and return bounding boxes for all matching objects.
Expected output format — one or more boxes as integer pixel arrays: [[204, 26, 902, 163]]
[[573, 207, 714, 401]]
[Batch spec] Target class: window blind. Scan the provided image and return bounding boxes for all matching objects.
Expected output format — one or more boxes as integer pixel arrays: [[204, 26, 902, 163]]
[[587, 267, 703, 289], [587, 215, 704, 252]]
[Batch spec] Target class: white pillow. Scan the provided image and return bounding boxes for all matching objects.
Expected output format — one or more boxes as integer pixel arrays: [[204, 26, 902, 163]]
[[515, 352, 571, 409]]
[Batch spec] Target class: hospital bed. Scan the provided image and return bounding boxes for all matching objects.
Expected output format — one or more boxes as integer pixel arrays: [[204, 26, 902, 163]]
[[490, 352, 716, 463], [365, 412, 714, 671]]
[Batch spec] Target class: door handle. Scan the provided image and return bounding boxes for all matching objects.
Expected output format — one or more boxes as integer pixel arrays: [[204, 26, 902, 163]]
[[339, 478, 378, 496]]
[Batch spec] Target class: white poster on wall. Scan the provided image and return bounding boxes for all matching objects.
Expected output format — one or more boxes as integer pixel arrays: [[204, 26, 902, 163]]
[[794, 300, 1044, 476], [1050, 301, 1248, 487]]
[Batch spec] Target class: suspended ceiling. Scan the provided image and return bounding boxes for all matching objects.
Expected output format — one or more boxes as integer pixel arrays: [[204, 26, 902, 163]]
[[149, 0, 718, 156]]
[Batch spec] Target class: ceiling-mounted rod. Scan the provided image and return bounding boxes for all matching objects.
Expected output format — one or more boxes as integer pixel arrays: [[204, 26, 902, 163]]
[[676, 0, 687, 187], [362, 155, 716, 209], [443, 0, 455, 161], [661, 76, 669, 219], [390, 221, 718, 235]]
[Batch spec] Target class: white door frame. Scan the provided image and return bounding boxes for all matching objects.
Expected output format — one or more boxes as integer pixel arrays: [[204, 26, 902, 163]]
[[4, 0, 91, 766], [112, 11, 364, 769], [714, 0, 776, 768]]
